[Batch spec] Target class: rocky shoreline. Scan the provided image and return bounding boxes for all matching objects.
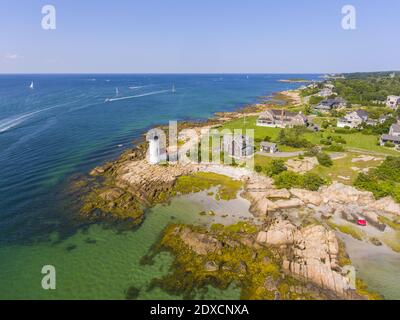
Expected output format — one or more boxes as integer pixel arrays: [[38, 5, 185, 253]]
[[75, 87, 399, 300]]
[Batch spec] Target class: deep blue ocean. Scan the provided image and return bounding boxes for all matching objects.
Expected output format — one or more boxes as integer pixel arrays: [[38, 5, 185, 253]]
[[0, 74, 319, 243], [0, 74, 324, 299]]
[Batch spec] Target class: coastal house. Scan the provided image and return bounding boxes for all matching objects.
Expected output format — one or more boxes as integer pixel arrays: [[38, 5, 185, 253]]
[[366, 119, 378, 126], [386, 95, 400, 110], [380, 123, 400, 146], [337, 110, 369, 128], [259, 142, 278, 154], [256, 109, 308, 128], [317, 88, 334, 97], [314, 98, 346, 112], [324, 83, 335, 90], [306, 83, 318, 89], [222, 134, 254, 159]]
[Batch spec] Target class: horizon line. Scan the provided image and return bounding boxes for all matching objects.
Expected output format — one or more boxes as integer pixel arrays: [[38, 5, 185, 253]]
[[0, 70, 398, 76]]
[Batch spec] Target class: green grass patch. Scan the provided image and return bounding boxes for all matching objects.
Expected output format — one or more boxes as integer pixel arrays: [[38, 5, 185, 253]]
[[310, 153, 383, 185], [174, 172, 243, 200]]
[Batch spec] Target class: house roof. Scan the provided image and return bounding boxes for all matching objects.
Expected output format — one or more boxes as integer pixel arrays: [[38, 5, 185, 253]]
[[353, 110, 369, 118], [264, 109, 297, 117], [390, 123, 400, 133], [381, 134, 400, 142], [260, 142, 277, 147]]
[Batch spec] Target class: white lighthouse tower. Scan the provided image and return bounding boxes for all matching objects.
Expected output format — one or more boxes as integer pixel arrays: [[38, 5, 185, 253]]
[[147, 129, 166, 165], [149, 134, 160, 164]]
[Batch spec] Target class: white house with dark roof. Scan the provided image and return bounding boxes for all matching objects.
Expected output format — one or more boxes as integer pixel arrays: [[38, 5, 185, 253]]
[[259, 141, 278, 154], [380, 123, 400, 146], [386, 96, 400, 110], [257, 109, 308, 128], [337, 110, 369, 128]]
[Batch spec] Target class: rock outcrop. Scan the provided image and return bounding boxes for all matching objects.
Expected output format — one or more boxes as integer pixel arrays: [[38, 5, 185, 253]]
[[290, 188, 323, 206], [286, 157, 318, 173], [257, 219, 358, 299], [265, 188, 291, 199], [178, 226, 222, 255]]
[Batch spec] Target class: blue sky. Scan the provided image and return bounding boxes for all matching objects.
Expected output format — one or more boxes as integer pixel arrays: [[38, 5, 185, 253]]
[[0, 0, 399, 73]]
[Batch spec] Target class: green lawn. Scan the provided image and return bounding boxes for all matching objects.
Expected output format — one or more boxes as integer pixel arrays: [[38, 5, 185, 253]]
[[309, 152, 384, 185], [218, 115, 400, 156], [253, 154, 296, 169], [218, 116, 299, 152], [304, 129, 400, 156], [218, 116, 280, 140]]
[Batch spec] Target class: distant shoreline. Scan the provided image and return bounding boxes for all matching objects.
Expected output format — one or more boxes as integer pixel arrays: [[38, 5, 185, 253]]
[[278, 79, 315, 83]]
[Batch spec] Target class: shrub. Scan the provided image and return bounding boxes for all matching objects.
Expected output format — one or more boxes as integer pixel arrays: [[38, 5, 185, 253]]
[[316, 152, 333, 167], [254, 165, 263, 173], [321, 121, 330, 129], [374, 156, 400, 182], [273, 171, 301, 189], [277, 127, 313, 149], [304, 146, 320, 157], [320, 138, 332, 145], [264, 160, 287, 177], [353, 157, 400, 203], [301, 173, 326, 191], [273, 171, 326, 191], [331, 135, 346, 144], [309, 95, 324, 105], [384, 141, 395, 148]]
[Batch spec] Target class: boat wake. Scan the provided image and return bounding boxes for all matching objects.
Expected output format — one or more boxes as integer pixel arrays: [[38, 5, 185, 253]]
[[0, 98, 87, 134], [129, 85, 149, 90], [105, 90, 169, 102]]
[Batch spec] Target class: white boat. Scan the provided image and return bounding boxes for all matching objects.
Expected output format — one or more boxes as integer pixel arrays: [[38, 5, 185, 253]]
[[29, 81, 34, 89], [115, 88, 119, 96], [172, 84, 176, 93]]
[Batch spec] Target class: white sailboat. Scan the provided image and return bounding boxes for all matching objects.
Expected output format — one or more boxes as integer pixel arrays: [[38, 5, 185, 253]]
[[115, 87, 119, 96], [171, 84, 176, 93], [29, 81, 34, 89]]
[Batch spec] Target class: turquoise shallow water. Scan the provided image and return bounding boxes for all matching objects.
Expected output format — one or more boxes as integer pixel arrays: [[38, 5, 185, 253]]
[[0, 74, 319, 299], [0, 196, 242, 299]]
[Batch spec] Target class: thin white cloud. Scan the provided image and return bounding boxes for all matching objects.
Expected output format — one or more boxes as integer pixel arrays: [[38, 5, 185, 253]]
[[4, 53, 22, 60]]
